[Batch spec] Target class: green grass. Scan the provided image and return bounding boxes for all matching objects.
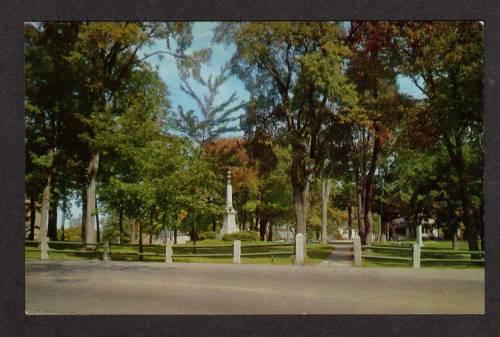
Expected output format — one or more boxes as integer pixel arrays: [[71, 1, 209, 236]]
[[26, 239, 483, 269], [375, 240, 471, 250], [364, 240, 484, 269], [24, 240, 332, 266]]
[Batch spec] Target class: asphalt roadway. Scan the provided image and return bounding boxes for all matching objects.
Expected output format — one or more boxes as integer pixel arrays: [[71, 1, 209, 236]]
[[25, 260, 484, 314]]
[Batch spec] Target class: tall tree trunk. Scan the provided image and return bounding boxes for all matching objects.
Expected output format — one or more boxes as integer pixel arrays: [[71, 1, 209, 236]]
[[356, 128, 368, 242], [29, 194, 36, 240], [320, 177, 331, 244], [363, 130, 382, 245], [356, 191, 365, 241], [39, 175, 51, 241], [355, 163, 366, 242], [47, 200, 58, 241], [479, 187, 484, 251], [138, 221, 143, 261], [174, 225, 178, 244], [212, 216, 217, 232], [85, 152, 99, 245], [381, 221, 390, 242], [81, 188, 87, 242], [119, 205, 124, 244], [149, 209, 154, 244], [95, 196, 100, 243], [444, 136, 479, 253], [191, 221, 197, 254], [291, 143, 313, 257], [292, 182, 310, 255], [452, 229, 458, 250], [347, 205, 353, 240], [241, 210, 247, 230], [130, 222, 136, 243], [259, 217, 267, 241], [254, 206, 259, 232], [267, 222, 273, 241], [380, 206, 389, 242], [60, 198, 66, 241]]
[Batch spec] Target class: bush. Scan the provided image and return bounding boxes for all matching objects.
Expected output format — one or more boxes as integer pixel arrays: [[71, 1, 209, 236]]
[[222, 230, 259, 242], [200, 231, 217, 240]]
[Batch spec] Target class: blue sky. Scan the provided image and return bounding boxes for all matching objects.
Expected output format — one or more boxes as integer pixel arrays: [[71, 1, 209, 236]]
[[146, 22, 422, 120], [144, 22, 250, 131], [65, 22, 423, 223]]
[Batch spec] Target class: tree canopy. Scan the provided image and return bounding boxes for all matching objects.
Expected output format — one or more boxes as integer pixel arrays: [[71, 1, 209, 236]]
[[25, 21, 484, 256]]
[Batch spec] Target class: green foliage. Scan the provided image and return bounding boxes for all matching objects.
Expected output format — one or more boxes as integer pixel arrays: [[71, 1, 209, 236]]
[[222, 230, 260, 242], [199, 231, 217, 240], [24, 21, 484, 255], [169, 62, 245, 148]]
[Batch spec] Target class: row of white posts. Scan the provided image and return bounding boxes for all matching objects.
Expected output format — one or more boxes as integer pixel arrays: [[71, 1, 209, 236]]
[[40, 235, 306, 264], [353, 237, 421, 268], [163, 233, 306, 265], [42, 232, 422, 268]]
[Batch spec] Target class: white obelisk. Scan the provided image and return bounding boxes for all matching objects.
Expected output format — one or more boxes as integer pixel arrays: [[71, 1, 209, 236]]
[[221, 170, 238, 235]]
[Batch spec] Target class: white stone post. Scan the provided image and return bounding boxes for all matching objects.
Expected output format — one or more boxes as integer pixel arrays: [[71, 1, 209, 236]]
[[40, 236, 49, 260], [416, 224, 423, 247], [102, 241, 111, 261], [165, 240, 173, 264], [233, 240, 241, 264], [353, 237, 362, 267], [413, 243, 421, 268], [295, 234, 304, 265]]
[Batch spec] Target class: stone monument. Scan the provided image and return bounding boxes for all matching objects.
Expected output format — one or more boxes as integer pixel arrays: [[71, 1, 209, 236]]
[[220, 170, 239, 236]]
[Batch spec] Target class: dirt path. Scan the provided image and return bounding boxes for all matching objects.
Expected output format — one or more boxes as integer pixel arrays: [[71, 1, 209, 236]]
[[319, 242, 354, 267]]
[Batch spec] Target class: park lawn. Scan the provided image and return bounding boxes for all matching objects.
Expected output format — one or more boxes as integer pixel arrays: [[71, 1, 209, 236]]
[[24, 241, 331, 266], [25, 240, 484, 269], [364, 240, 484, 269], [377, 240, 471, 250], [25, 249, 102, 261]]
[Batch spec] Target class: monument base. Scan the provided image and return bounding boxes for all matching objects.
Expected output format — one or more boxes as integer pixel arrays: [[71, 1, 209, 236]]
[[220, 210, 238, 235]]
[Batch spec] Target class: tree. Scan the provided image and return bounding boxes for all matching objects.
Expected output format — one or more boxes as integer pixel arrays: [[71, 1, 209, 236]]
[[65, 22, 195, 245], [393, 21, 484, 251], [345, 21, 409, 245], [170, 63, 245, 151], [253, 145, 295, 241], [25, 22, 82, 241], [97, 65, 169, 243], [215, 22, 357, 255]]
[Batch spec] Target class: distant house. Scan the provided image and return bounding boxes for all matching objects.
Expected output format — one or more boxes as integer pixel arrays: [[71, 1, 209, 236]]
[[338, 228, 359, 240], [274, 225, 295, 241], [389, 217, 447, 241], [146, 230, 191, 245]]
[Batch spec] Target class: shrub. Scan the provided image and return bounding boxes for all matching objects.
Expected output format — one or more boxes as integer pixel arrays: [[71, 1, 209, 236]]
[[200, 231, 217, 240], [222, 230, 259, 242]]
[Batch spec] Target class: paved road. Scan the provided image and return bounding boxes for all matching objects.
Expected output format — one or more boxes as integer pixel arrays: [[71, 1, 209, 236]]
[[26, 260, 484, 314]]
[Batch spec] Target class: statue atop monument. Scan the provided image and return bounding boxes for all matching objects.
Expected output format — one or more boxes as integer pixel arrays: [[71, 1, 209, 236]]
[[220, 169, 238, 235]]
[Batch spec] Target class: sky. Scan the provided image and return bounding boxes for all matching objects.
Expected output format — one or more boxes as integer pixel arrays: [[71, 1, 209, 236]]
[[146, 22, 422, 120], [64, 22, 423, 224], [144, 22, 250, 133]]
